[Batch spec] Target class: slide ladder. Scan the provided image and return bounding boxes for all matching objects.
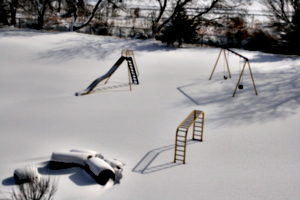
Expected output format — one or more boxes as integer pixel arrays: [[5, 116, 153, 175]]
[[127, 57, 139, 85], [174, 110, 205, 164]]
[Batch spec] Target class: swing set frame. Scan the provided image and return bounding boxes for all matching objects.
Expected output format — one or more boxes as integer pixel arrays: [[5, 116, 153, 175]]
[[209, 48, 258, 97]]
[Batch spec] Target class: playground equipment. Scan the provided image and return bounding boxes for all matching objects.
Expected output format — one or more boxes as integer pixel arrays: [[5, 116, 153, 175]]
[[174, 110, 205, 164], [75, 49, 139, 96], [209, 48, 258, 97]]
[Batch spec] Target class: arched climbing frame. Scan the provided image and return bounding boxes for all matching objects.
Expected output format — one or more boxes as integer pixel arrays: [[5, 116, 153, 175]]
[[174, 110, 205, 164]]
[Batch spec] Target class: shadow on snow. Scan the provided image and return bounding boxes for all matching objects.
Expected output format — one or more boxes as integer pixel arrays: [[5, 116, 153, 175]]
[[36, 34, 177, 63], [177, 65, 300, 126], [132, 140, 198, 174]]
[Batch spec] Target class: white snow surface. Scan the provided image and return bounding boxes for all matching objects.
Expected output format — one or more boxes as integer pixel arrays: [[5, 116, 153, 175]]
[[50, 152, 92, 165], [0, 27, 300, 200]]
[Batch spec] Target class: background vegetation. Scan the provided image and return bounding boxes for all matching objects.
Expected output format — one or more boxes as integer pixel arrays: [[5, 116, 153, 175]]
[[0, 0, 299, 55]]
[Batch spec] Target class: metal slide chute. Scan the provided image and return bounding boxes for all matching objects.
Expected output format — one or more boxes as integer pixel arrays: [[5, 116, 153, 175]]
[[75, 49, 139, 96], [75, 56, 126, 96]]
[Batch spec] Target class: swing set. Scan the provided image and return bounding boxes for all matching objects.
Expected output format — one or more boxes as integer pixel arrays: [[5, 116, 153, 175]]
[[209, 48, 258, 97]]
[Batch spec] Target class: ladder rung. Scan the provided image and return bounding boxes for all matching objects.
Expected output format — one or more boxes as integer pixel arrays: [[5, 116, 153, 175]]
[[193, 133, 202, 136], [176, 154, 184, 159], [178, 130, 186, 132], [176, 149, 185, 153], [183, 119, 194, 123], [180, 125, 191, 128]]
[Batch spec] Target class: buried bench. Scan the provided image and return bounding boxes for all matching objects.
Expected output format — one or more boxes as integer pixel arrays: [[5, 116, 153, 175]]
[[49, 151, 95, 169], [49, 149, 124, 185], [85, 157, 116, 185]]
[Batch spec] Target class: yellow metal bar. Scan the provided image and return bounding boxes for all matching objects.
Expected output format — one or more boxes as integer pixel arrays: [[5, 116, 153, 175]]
[[183, 135, 187, 164], [192, 111, 196, 136], [201, 112, 205, 140], [174, 129, 178, 163], [192, 111, 204, 141], [232, 60, 247, 97], [121, 49, 128, 57], [247, 61, 258, 95], [209, 48, 223, 80]]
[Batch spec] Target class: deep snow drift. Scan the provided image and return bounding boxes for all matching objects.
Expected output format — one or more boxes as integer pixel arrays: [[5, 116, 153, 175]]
[[0, 28, 300, 200]]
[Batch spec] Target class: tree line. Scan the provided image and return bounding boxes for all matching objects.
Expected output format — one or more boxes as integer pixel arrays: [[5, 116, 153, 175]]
[[0, 0, 299, 55]]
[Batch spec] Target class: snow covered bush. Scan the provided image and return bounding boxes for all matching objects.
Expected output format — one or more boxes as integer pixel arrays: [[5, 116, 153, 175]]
[[10, 175, 58, 200], [13, 166, 40, 185], [5, 166, 58, 200]]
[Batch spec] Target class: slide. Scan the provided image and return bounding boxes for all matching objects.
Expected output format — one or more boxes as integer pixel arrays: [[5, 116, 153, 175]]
[[75, 56, 126, 96]]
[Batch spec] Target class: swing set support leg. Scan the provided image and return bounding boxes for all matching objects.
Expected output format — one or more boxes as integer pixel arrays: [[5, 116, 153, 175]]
[[247, 61, 258, 95], [209, 49, 223, 80], [233, 60, 247, 97], [223, 49, 231, 79], [232, 60, 258, 97], [209, 48, 231, 80]]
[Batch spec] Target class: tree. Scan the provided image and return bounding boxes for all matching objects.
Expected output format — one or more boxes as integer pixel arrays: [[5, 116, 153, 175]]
[[159, 8, 199, 46], [145, 0, 251, 38], [34, 0, 53, 29], [64, 0, 123, 31], [226, 16, 248, 48], [0, 0, 10, 25], [260, 0, 300, 54], [0, 0, 19, 26]]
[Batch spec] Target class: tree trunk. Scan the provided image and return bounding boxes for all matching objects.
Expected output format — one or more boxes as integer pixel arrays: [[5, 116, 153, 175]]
[[72, 0, 103, 31], [9, 0, 17, 26]]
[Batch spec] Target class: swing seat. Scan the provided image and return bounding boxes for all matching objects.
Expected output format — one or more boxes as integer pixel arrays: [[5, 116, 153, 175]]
[[238, 85, 243, 89], [223, 76, 228, 80]]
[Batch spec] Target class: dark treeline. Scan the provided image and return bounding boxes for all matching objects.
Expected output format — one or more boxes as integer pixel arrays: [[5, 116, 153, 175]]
[[0, 0, 299, 55]]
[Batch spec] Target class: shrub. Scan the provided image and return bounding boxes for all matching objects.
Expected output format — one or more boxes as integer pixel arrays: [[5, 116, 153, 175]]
[[243, 30, 279, 53], [158, 9, 199, 47], [7, 174, 58, 200]]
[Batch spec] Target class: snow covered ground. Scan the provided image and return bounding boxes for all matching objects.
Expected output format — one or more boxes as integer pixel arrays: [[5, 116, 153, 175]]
[[0, 28, 300, 200]]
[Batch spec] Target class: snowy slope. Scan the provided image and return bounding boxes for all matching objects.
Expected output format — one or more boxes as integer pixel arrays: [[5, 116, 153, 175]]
[[0, 28, 300, 200]]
